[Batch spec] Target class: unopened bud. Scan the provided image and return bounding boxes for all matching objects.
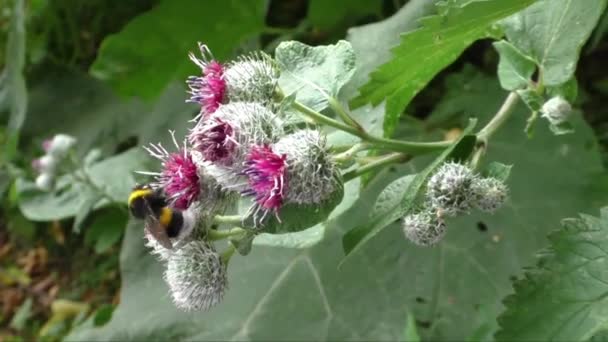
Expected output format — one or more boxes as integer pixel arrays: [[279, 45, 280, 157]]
[[164, 241, 227, 312], [46, 134, 77, 158], [541, 96, 572, 125], [35, 173, 54, 191], [473, 177, 508, 213], [426, 162, 477, 216], [402, 211, 447, 246], [32, 155, 58, 174]]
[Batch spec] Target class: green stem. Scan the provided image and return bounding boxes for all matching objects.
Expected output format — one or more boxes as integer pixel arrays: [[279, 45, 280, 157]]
[[477, 92, 520, 142], [207, 227, 247, 241], [220, 244, 237, 264], [332, 143, 370, 163], [290, 99, 451, 155], [343, 153, 411, 182], [327, 96, 365, 132], [213, 214, 244, 225]]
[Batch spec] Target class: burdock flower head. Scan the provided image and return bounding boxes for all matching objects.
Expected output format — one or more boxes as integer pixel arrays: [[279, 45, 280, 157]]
[[187, 43, 279, 117], [242, 145, 287, 221], [242, 130, 340, 224], [223, 52, 278, 105], [273, 129, 339, 205], [143, 132, 200, 210], [187, 44, 226, 115], [188, 102, 283, 167], [164, 240, 228, 312]]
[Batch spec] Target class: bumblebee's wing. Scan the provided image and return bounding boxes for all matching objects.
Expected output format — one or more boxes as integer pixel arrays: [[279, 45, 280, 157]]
[[142, 201, 173, 250]]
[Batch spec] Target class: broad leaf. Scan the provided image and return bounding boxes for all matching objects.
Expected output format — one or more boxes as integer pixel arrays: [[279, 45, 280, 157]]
[[90, 0, 266, 99], [493, 40, 536, 91], [501, 0, 608, 86], [496, 208, 608, 341], [66, 69, 606, 341], [276, 40, 356, 112], [350, 0, 536, 137]]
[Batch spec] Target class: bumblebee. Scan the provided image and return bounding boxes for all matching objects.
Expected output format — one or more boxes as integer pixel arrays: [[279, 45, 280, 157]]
[[128, 184, 192, 249]]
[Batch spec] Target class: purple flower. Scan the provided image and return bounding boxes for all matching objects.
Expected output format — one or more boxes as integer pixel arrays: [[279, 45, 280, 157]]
[[187, 43, 226, 116], [189, 116, 236, 164], [144, 134, 201, 210], [243, 145, 287, 216]]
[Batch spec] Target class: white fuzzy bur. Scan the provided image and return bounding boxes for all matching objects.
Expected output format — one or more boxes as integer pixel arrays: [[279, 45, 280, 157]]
[[273, 129, 340, 205], [541, 96, 572, 125], [164, 241, 228, 312], [472, 177, 508, 213], [402, 211, 446, 246], [426, 162, 478, 216], [224, 54, 279, 105]]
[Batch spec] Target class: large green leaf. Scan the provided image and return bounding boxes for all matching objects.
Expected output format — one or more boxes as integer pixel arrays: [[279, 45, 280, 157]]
[[90, 0, 266, 99], [66, 66, 606, 340], [493, 40, 537, 91], [496, 208, 608, 341], [276, 40, 356, 112], [501, 0, 608, 87], [350, 0, 536, 137]]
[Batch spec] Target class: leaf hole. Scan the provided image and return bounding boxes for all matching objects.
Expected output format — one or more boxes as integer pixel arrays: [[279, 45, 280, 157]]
[[415, 297, 426, 304], [477, 221, 488, 232]]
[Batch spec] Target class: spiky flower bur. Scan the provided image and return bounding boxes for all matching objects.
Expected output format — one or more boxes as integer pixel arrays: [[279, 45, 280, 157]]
[[164, 240, 228, 312], [426, 162, 478, 217], [187, 43, 226, 115], [242, 145, 287, 223], [402, 210, 447, 246], [223, 53, 279, 106], [541, 96, 572, 126], [188, 102, 283, 168], [273, 129, 340, 205], [472, 177, 508, 213], [143, 133, 201, 210]]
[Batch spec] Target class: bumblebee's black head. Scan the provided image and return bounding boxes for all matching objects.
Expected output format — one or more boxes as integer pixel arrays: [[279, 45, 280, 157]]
[[128, 184, 167, 219]]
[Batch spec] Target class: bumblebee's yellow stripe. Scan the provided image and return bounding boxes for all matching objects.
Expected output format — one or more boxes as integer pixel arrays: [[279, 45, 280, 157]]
[[128, 188, 153, 206], [159, 207, 172, 227]]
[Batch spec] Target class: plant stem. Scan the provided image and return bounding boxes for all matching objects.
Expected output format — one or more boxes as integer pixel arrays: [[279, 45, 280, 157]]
[[213, 214, 244, 225], [327, 96, 365, 132], [343, 153, 411, 182], [332, 143, 371, 163], [220, 244, 237, 264], [207, 227, 247, 241], [290, 99, 451, 155], [477, 92, 520, 142]]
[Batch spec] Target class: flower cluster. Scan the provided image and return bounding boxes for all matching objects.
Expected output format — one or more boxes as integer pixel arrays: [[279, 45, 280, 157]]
[[138, 43, 341, 312], [402, 162, 508, 246], [31, 134, 77, 191]]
